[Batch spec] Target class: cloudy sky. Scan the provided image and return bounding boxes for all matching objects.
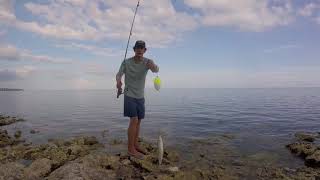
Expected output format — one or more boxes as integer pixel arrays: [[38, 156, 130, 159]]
[[0, 0, 319, 90]]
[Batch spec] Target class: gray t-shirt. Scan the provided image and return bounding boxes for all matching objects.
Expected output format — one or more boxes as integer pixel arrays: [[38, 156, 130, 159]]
[[116, 57, 151, 99]]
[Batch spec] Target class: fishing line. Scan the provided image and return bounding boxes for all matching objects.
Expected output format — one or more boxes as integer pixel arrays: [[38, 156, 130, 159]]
[[123, 0, 141, 61]]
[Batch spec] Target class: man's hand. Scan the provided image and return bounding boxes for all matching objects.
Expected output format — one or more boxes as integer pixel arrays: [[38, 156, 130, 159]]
[[146, 59, 159, 73], [116, 81, 123, 98], [117, 81, 122, 89], [146, 59, 154, 69]]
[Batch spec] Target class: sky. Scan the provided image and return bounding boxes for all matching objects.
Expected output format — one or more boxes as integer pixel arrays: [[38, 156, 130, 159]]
[[0, 0, 320, 90]]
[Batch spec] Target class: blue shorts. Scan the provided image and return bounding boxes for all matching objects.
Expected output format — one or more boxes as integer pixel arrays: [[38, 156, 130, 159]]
[[124, 95, 145, 119]]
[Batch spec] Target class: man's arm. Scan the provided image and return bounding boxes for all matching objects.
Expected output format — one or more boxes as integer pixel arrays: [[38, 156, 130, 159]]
[[146, 59, 159, 73], [116, 72, 123, 86], [116, 60, 126, 97], [116, 60, 126, 85]]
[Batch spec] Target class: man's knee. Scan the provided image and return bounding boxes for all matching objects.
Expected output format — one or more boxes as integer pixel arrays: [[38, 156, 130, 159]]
[[130, 117, 138, 121], [129, 117, 139, 126]]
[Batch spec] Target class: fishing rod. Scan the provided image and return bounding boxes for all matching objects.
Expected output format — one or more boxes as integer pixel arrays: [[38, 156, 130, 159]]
[[117, 0, 141, 98], [124, 0, 141, 61]]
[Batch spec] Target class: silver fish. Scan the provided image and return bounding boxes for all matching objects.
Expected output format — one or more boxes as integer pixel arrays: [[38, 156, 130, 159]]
[[158, 135, 163, 165]]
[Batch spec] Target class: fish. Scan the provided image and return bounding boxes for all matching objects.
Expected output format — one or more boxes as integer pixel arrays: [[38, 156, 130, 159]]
[[154, 76, 161, 91], [158, 135, 163, 165]]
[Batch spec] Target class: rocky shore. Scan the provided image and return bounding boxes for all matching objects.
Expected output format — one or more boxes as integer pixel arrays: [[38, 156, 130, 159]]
[[286, 132, 320, 168], [1, 114, 319, 179]]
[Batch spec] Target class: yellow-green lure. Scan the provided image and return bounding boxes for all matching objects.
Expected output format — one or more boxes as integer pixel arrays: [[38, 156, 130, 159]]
[[154, 76, 161, 91]]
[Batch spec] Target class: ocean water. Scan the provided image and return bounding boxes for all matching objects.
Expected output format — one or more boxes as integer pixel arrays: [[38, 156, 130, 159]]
[[1, 88, 320, 167]]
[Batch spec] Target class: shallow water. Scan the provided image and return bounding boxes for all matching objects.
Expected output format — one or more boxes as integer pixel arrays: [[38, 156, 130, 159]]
[[1, 88, 319, 168]]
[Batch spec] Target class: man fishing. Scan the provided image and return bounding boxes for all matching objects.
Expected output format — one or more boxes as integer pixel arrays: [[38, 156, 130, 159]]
[[116, 40, 159, 159]]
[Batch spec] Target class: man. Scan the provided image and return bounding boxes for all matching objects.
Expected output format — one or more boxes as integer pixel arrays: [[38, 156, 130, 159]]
[[116, 40, 159, 159]]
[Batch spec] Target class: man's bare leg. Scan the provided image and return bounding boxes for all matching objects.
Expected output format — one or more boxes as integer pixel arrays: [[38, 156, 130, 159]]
[[128, 117, 143, 157], [134, 119, 147, 154]]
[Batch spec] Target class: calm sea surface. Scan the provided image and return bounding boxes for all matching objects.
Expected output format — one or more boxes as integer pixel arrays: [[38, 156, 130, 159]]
[[1, 88, 320, 167]]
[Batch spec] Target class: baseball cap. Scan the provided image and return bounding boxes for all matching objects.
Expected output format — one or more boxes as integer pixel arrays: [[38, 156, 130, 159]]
[[133, 40, 146, 49]]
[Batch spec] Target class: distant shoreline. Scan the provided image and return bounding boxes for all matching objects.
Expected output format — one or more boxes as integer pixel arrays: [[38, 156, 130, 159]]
[[0, 88, 24, 91]]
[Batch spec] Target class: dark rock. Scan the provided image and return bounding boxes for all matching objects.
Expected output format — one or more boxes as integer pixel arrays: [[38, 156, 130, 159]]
[[19, 136, 102, 170], [141, 141, 155, 153], [30, 129, 39, 134], [287, 133, 320, 168], [305, 150, 320, 167], [24, 158, 53, 178], [121, 159, 131, 165], [0, 115, 25, 126], [0, 162, 25, 179], [47, 153, 121, 180], [170, 167, 235, 180], [0, 129, 23, 147], [295, 132, 317, 142], [17, 118, 25, 122], [71, 136, 99, 146], [116, 165, 136, 179], [166, 166, 179, 173], [46, 161, 116, 180], [96, 154, 120, 170], [286, 142, 317, 157], [256, 166, 291, 179], [292, 167, 320, 179], [131, 157, 156, 173], [83, 136, 99, 145], [67, 145, 86, 156], [164, 150, 180, 162], [110, 139, 123, 145], [14, 130, 22, 138]]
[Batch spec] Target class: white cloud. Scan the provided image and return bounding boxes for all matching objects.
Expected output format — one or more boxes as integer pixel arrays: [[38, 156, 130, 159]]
[[0, 44, 21, 60], [15, 66, 36, 77], [0, 66, 36, 81], [2, 0, 197, 47], [0, 44, 72, 64], [0, 0, 16, 23], [2, 0, 318, 47], [298, 3, 319, 17], [55, 43, 122, 57], [297, 2, 320, 25], [22, 53, 72, 64], [184, 0, 294, 31], [63, 0, 87, 7]]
